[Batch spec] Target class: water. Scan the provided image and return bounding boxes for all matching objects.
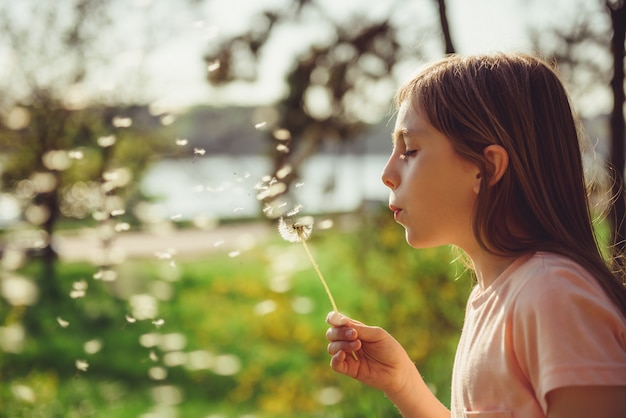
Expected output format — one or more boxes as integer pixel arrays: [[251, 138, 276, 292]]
[[141, 154, 390, 220]]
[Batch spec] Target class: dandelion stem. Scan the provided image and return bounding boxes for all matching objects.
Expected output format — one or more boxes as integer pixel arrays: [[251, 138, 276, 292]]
[[300, 239, 359, 361], [300, 239, 338, 312]]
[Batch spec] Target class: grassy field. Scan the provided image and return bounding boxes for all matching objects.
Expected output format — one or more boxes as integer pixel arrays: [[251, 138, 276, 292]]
[[0, 212, 473, 417]]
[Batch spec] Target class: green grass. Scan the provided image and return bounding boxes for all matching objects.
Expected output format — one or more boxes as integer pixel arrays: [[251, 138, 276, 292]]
[[1, 212, 472, 417]]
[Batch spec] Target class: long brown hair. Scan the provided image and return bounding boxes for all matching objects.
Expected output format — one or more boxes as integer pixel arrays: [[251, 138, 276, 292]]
[[396, 53, 626, 317]]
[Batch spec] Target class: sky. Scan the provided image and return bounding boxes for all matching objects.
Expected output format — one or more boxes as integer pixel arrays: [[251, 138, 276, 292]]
[[150, 0, 540, 111], [1, 0, 610, 116]]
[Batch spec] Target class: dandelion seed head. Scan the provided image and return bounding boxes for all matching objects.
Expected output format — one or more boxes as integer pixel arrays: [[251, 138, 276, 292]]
[[11, 384, 35, 403], [1, 275, 39, 306], [278, 216, 313, 243]]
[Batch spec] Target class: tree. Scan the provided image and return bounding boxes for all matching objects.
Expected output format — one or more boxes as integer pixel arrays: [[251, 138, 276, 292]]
[[530, 0, 626, 263], [203, 0, 455, 216], [0, 1, 177, 300]]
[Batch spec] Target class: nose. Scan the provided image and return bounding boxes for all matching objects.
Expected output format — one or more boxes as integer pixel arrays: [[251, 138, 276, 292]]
[[381, 158, 398, 190]]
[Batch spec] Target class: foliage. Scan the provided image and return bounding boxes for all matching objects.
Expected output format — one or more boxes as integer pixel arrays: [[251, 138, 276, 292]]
[[0, 210, 471, 417], [204, 0, 454, 212]]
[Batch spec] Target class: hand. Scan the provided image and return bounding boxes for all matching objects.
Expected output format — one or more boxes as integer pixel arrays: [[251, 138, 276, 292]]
[[325, 311, 417, 396]]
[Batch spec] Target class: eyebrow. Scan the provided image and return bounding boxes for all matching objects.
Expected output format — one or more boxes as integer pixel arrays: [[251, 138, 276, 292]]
[[391, 128, 408, 145]]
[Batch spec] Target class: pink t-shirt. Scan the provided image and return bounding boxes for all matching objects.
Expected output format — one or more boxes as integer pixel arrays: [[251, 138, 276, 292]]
[[450, 252, 626, 417]]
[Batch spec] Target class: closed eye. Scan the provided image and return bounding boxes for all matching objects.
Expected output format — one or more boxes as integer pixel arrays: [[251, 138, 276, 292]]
[[400, 149, 417, 160]]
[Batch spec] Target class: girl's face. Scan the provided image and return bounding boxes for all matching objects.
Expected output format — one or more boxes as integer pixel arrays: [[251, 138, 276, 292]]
[[382, 101, 480, 250]]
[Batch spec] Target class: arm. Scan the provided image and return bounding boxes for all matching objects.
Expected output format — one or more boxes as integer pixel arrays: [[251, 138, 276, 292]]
[[326, 312, 450, 418], [547, 386, 626, 418]]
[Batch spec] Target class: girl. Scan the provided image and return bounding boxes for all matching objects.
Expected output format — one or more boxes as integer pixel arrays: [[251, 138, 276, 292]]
[[326, 53, 626, 417]]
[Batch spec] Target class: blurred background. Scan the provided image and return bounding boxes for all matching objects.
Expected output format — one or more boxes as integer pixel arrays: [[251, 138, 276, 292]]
[[0, 0, 624, 417]]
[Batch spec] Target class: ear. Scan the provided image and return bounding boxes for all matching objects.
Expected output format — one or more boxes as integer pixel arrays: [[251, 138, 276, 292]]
[[483, 144, 509, 186]]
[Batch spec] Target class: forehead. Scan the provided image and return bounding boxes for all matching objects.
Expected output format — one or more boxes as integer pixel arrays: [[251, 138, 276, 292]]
[[394, 100, 429, 136]]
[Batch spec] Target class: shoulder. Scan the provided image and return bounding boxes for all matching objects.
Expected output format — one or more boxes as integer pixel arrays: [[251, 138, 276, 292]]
[[512, 252, 613, 312]]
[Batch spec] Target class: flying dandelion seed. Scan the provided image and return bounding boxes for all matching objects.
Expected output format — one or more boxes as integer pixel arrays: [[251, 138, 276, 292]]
[[149, 350, 159, 362], [273, 128, 291, 141], [115, 222, 130, 232], [68, 150, 84, 160], [57, 317, 70, 328], [228, 251, 240, 258], [175, 138, 188, 146], [193, 148, 206, 156], [160, 114, 176, 126], [277, 216, 358, 360], [254, 121, 267, 130], [170, 214, 182, 221], [69, 280, 88, 299], [152, 318, 165, 327], [213, 240, 225, 247], [207, 61, 220, 73], [111, 209, 125, 217], [125, 315, 137, 323], [97, 135, 116, 147], [112, 116, 132, 128], [75, 359, 89, 372], [276, 144, 289, 153], [295, 182, 305, 188], [233, 207, 244, 213], [286, 204, 303, 217]]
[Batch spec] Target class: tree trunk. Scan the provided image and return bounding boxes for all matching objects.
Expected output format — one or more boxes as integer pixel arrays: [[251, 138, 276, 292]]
[[608, 1, 626, 258], [435, 0, 456, 54]]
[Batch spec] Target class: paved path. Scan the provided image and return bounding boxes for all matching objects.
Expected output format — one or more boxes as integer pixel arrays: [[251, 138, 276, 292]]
[[55, 222, 273, 262]]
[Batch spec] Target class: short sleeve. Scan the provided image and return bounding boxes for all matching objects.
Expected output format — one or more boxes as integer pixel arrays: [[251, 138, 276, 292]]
[[511, 258, 626, 414]]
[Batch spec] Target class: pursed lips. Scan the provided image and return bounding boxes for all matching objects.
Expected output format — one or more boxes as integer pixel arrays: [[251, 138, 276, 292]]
[[389, 204, 403, 220]]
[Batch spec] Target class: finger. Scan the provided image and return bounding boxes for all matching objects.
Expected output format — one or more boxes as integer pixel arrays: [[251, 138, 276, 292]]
[[328, 339, 362, 355], [326, 326, 357, 342], [330, 350, 349, 373]]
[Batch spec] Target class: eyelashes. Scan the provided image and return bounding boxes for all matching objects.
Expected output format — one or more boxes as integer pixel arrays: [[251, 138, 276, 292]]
[[400, 149, 418, 160]]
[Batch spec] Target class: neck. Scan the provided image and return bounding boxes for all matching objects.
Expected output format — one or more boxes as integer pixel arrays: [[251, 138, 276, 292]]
[[466, 249, 521, 290]]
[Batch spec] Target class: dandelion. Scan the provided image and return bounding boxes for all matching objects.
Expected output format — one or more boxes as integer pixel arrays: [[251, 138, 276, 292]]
[[278, 216, 358, 360]]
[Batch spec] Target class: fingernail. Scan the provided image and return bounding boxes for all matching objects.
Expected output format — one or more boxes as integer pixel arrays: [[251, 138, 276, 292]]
[[346, 329, 355, 338]]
